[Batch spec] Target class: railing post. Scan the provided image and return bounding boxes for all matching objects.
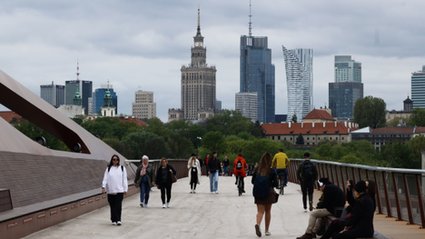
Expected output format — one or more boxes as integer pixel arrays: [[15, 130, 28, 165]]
[[373, 171, 383, 214], [415, 174, 425, 228], [392, 172, 402, 221], [402, 173, 414, 224], [382, 171, 392, 217]]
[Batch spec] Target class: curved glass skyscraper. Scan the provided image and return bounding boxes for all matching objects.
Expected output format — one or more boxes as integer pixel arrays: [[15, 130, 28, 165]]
[[282, 46, 313, 121]]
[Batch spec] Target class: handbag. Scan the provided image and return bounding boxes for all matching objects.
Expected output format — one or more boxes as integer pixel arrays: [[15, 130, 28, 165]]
[[270, 189, 279, 204]]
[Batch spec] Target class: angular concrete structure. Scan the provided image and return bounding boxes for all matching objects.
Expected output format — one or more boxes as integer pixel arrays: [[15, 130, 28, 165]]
[[0, 70, 136, 238]]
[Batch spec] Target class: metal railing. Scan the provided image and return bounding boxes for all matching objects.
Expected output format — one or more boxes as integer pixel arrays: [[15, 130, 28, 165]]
[[288, 158, 425, 228]]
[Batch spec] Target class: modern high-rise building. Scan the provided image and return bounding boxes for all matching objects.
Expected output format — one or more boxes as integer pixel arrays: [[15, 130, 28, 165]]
[[132, 90, 156, 119], [334, 55, 362, 83], [92, 84, 118, 115], [64, 63, 92, 115], [40, 81, 65, 108], [329, 55, 363, 120], [282, 47, 313, 121], [411, 66, 425, 109], [235, 92, 258, 122], [181, 9, 216, 121]]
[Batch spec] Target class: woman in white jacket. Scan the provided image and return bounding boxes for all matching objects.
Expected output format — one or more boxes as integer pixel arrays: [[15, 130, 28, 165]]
[[187, 154, 201, 193], [102, 154, 128, 226]]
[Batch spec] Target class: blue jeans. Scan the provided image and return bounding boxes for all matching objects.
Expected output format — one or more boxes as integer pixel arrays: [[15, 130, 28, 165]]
[[209, 171, 219, 192], [139, 179, 150, 204]]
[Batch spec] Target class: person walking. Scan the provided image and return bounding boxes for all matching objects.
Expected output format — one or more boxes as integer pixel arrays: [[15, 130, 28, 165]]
[[296, 152, 318, 211], [223, 155, 230, 176], [134, 155, 153, 208], [101, 154, 128, 226], [187, 153, 201, 193], [155, 158, 177, 208], [207, 152, 221, 193], [271, 149, 289, 188], [252, 152, 279, 237], [233, 153, 247, 194]]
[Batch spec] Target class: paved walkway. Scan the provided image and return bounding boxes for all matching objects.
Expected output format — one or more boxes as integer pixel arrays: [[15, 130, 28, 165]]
[[24, 176, 425, 239]]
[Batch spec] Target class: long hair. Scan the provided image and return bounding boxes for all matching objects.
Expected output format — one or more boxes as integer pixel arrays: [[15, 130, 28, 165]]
[[257, 152, 272, 176], [108, 154, 120, 167]]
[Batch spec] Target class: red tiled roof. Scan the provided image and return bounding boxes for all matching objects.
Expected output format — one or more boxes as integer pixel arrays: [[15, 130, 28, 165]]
[[303, 109, 334, 121], [0, 111, 22, 123], [261, 121, 357, 135], [371, 127, 413, 135], [118, 117, 147, 127]]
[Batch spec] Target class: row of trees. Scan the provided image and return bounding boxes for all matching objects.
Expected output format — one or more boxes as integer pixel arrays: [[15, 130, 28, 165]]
[[11, 98, 425, 168]]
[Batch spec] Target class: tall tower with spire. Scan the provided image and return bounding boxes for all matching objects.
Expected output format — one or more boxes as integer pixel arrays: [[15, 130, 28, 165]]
[[181, 8, 217, 121], [65, 61, 93, 115], [238, 1, 275, 123]]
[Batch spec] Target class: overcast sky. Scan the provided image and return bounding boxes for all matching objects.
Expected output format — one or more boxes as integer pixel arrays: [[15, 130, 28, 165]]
[[1, 0, 424, 122]]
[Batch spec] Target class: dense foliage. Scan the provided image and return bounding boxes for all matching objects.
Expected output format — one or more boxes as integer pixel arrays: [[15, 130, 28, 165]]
[[11, 109, 423, 169], [354, 96, 386, 128]]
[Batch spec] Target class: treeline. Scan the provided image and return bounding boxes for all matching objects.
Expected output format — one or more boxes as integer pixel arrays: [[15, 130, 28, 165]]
[[11, 110, 424, 169]]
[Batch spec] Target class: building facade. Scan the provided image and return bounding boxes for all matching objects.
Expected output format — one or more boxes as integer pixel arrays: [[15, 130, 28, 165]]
[[65, 80, 92, 115], [334, 55, 362, 83], [329, 55, 363, 120], [235, 92, 258, 122], [282, 47, 313, 122], [240, 35, 275, 123], [132, 90, 156, 119], [40, 81, 65, 108], [411, 66, 425, 109], [92, 86, 118, 115], [181, 9, 216, 121]]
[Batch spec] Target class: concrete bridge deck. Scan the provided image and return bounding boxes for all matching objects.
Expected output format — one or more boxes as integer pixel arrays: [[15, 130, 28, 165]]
[[23, 176, 425, 239]]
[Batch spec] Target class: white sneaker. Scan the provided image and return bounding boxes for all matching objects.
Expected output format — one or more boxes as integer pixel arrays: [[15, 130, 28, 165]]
[[117, 221, 122, 226], [112, 222, 117, 226], [162, 204, 166, 208], [143, 203, 148, 208], [265, 231, 271, 236], [166, 202, 170, 208], [215, 191, 219, 194]]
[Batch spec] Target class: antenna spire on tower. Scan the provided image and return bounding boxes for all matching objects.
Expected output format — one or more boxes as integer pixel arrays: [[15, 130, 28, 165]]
[[76, 60, 80, 81], [197, 7, 201, 36], [249, 0, 252, 36]]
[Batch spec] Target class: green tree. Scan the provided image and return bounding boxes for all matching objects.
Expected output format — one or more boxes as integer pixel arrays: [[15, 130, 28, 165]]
[[354, 96, 386, 128], [202, 131, 225, 152], [121, 131, 169, 159], [408, 108, 425, 126]]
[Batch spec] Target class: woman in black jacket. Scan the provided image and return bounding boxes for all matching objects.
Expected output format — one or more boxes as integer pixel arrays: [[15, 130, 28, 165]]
[[155, 158, 177, 208]]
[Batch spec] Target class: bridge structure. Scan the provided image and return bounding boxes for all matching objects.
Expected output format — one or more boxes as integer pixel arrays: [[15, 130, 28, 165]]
[[1, 70, 425, 238]]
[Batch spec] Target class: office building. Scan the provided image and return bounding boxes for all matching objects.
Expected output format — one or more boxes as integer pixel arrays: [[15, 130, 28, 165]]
[[64, 63, 92, 115], [411, 66, 425, 109], [132, 90, 156, 119], [282, 47, 313, 121], [329, 55, 363, 120], [235, 92, 258, 122], [40, 81, 65, 108], [239, 4, 275, 123], [92, 84, 118, 115], [181, 9, 216, 121]]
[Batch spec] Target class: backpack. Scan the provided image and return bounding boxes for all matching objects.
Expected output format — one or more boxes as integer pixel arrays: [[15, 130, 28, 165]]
[[236, 160, 243, 170], [302, 161, 314, 180], [253, 174, 270, 199]]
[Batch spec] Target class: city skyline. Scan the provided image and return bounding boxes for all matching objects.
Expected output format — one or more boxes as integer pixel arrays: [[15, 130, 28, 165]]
[[0, 1, 424, 121]]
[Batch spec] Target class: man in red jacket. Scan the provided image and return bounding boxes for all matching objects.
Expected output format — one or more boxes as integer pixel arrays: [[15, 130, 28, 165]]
[[233, 153, 247, 194]]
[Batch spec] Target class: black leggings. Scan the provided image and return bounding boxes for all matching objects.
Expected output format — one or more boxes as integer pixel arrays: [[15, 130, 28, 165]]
[[301, 181, 314, 209], [160, 184, 172, 204], [190, 168, 198, 190]]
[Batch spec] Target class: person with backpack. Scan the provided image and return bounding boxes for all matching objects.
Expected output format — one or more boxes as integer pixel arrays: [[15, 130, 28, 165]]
[[101, 154, 128, 226], [297, 152, 318, 211], [251, 152, 279, 237], [233, 153, 247, 194]]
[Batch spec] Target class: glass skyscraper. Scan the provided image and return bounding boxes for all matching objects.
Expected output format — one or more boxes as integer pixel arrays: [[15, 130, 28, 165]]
[[329, 55, 363, 120], [40, 81, 65, 108], [240, 35, 275, 123], [282, 46, 313, 121], [92, 87, 118, 115], [411, 65, 425, 109]]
